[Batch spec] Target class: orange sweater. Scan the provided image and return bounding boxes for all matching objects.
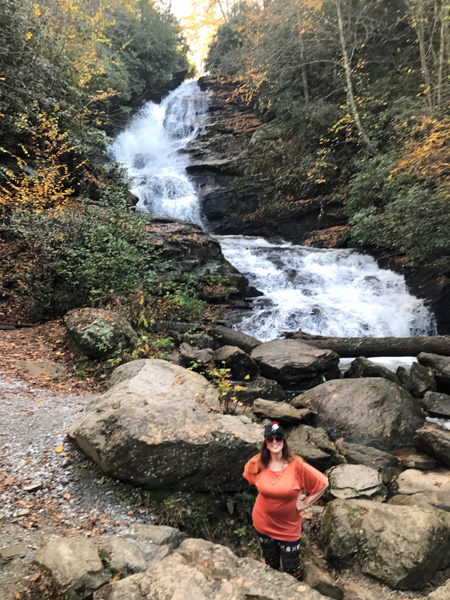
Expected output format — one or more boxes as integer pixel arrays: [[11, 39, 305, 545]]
[[243, 455, 328, 541]]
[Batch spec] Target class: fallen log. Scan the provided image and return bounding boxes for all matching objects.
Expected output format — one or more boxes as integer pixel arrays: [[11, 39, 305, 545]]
[[283, 331, 450, 357]]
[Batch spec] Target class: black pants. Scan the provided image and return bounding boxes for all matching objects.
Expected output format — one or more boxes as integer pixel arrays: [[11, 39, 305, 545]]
[[256, 531, 303, 580]]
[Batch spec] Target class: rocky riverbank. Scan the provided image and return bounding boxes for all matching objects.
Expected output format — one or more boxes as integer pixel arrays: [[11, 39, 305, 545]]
[[2, 316, 450, 599]]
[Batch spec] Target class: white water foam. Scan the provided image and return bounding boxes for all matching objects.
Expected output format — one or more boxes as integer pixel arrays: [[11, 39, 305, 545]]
[[109, 81, 207, 225], [218, 236, 437, 342], [110, 83, 437, 344]]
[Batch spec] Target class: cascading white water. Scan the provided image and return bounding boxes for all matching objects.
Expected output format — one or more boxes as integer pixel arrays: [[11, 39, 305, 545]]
[[109, 82, 207, 225], [110, 82, 437, 343], [218, 236, 437, 341]]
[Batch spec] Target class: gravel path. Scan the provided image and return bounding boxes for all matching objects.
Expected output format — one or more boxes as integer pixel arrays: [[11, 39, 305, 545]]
[[0, 372, 155, 600]]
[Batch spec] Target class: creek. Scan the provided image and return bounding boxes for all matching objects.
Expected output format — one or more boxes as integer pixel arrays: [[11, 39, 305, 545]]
[[110, 81, 437, 357]]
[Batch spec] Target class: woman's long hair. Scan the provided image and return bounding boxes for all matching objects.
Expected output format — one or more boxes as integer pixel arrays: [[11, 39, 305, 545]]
[[257, 436, 294, 473]]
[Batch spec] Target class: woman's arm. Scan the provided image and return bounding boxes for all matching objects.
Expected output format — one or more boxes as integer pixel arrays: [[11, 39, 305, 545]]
[[296, 481, 329, 512]]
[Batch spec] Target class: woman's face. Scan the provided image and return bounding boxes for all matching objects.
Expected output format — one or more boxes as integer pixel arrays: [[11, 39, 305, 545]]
[[265, 434, 284, 454]]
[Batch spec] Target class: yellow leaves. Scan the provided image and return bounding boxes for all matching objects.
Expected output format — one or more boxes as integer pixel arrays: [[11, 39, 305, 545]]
[[0, 111, 77, 213], [390, 116, 450, 184], [26, 32, 33, 40], [55, 446, 64, 453]]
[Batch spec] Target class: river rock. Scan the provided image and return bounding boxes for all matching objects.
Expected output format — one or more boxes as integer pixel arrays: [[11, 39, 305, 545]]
[[428, 580, 450, 600], [326, 464, 386, 501], [252, 398, 312, 424], [409, 362, 437, 397], [294, 378, 424, 449], [230, 375, 285, 404], [68, 359, 262, 492], [415, 425, 450, 466], [251, 339, 340, 389], [394, 469, 450, 511], [35, 538, 108, 600], [303, 561, 343, 600], [93, 537, 327, 600], [422, 391, 450, 418], [344, 357, 400, 385], [64, 308, 138, 359], [211, 325, 261, 354], [321, 499, 450, 590], [214, 345, 260, 380], [131, 524, 184, 549], [401, 450, 437, 470], [179, 343, 214, 368], [334, 440, 399, 470], [178, 332, 215, 349], [418, 353, 450, 389], [289, 425, 342, 471], [103, 538, 170, 576]]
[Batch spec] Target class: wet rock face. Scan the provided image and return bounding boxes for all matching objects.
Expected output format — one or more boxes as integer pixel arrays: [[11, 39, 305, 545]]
[[296, 378, 424, 450], [142, 216, 247, 290], [321, 499, 450, 590], [64, 308, 138, 359], [68, 359, 263, 492], [187, 75, 346, 246]]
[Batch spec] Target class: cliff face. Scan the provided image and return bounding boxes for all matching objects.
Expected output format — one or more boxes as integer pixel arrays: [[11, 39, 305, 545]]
[[187, 75, 349, 246], [186, 76, 450, 334]]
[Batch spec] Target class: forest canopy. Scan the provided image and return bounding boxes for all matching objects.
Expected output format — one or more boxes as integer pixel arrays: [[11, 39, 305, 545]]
[[205, 0, 450, 264]]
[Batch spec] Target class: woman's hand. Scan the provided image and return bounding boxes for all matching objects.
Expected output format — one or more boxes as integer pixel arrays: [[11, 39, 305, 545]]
[[296, 492, 309, 512], [296, 482, 329, 513]]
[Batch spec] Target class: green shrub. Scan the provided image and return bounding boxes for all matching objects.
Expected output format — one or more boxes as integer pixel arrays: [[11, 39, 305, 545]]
[[5, 203, 166, 319]]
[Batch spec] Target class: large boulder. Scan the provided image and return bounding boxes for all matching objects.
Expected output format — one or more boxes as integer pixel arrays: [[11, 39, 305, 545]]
[[251, 339, 340, 389], [321, 499, 450, 590], [414, 425, 450, 467], [93, 537, 327, 600], [214, 345, 260, 380], [293, 378, 424, 450], [64, 308, 137, 359], [334, 440, 399, 470], [289, 425, 342, 472], [393, 468, 450, 512], [68, 360, 262, 492], [418, 353, 450, 389], [344, 357, 400, 385], [326, 464, 386, 501], [34, 538, 108, 600]]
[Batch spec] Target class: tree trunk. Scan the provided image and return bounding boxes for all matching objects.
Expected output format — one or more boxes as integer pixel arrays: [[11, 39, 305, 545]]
[[436, 1, 447, 109], [336, 1, 376, 154], [298, 10, 310, 103], [284, 332, 450, 357], [409, 0, 434, 110]]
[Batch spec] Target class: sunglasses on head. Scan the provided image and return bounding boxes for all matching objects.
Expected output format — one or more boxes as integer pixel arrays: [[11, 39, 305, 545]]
[[266, 434, 284, 443]]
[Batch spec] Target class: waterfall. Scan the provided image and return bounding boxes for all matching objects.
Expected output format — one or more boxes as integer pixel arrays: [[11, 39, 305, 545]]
[[109, 82, 437, 343], [109, 81, 207, 226]]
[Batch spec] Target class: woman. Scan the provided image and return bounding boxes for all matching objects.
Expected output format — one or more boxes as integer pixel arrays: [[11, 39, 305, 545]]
[[243, 421, 329, 580]]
